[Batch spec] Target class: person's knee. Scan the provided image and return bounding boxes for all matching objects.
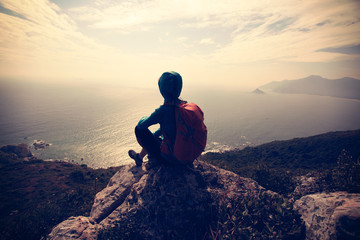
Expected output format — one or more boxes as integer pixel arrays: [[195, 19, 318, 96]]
[[135, 126, 153, 146], [135, 126, 142, 141], [135, 125, 140, 134], [135, 126, 147, 137]]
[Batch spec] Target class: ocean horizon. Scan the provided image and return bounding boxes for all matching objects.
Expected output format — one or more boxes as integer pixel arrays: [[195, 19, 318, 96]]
[[1, 80, 360, 168]]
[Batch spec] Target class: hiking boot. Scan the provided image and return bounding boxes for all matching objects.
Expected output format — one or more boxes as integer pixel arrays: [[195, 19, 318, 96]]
[[128, 150, 143, 167]]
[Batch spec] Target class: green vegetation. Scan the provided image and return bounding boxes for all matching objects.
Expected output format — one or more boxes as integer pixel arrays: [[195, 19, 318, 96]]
[[207, 192, 305, 240], [323, 149, 360, 193], [98, 213, 143, 240], [199, 130, 360, 239], [202, 130, 360, 195], [0, 158, 121, 240], [1, 129, 359, 239]]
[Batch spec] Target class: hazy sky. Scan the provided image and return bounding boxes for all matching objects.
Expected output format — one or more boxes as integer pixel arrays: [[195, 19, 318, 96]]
[[0, 0, 359, 90]]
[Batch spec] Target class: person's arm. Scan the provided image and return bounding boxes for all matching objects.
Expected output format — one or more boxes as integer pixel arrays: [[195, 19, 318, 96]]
[[137, 106, 162, 130]]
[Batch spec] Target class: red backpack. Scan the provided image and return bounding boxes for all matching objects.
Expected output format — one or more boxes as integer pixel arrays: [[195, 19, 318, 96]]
[[161, 102, 207, 164]]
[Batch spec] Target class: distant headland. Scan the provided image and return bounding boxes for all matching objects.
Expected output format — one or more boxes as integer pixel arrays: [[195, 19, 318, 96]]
[[257, 75, 360, 100]]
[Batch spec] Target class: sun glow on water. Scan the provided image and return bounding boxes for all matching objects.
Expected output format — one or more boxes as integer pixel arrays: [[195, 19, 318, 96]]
[[1, 81, 360, 168]]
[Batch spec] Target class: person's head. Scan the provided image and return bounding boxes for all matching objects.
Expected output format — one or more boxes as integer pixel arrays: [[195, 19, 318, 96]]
[[158, 71, 182, 103]]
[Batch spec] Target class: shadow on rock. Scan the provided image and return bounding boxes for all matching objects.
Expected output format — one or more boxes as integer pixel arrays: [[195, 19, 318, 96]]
[[49, 160, 275, 240], [99, 163, 215, 240]]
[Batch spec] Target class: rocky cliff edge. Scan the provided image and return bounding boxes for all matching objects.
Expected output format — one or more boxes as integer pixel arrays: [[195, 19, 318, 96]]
[[48, 161, 276, 239]]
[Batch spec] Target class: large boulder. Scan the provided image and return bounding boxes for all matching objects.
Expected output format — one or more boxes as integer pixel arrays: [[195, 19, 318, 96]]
[[294, 192, 360, 240], [48, 160, 275, 240], [0, 143, 33, 158]]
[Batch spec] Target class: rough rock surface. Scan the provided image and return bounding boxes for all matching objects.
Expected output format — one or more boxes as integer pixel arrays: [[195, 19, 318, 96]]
[[48, 160, 275, 240], [0, 143, 33, 158], [48, 216, 98, 240], [294, 192, 360, 240]]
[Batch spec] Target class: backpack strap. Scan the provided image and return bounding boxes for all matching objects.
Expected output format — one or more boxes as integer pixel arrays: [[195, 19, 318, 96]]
[[159, 103, 177, 156], [160, 100, 188, 159]]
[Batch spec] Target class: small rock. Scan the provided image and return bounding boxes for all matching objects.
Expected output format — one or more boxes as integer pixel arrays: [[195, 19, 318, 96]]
[[33, 140, 50, 150]]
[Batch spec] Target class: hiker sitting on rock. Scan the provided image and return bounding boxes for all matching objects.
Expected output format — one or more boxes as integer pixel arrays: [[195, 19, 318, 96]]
[[128, 71, 207, 168]]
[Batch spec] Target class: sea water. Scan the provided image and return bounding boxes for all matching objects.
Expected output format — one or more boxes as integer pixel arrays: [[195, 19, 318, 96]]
[[1, 80, 360, 168]]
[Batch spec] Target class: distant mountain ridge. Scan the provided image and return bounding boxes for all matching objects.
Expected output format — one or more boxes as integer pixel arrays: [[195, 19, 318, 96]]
[[259, 75, 360, 100]]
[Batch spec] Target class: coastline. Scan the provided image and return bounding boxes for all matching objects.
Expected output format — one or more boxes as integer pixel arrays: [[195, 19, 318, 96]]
[[0, 129, 359, 239]]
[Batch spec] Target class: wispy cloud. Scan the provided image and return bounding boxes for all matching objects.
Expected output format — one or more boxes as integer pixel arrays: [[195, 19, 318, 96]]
[[199, 38, 215, 45], [0, 0, 133, 82], [210, 0, 360, 63], [266, 17, 296, 34], [0, 4, 28, 21], [317, 44, 360, 55], [69, 0, 265, 30], [67, 0, 360, 61], [0, 0, 359, 88]]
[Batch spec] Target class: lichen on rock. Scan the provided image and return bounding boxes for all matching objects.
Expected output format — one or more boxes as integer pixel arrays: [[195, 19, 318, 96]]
[[294, 192, 360, 240]]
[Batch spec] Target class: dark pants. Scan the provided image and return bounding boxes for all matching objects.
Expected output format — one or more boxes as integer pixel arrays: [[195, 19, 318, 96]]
[[135, 126, 166, 164]]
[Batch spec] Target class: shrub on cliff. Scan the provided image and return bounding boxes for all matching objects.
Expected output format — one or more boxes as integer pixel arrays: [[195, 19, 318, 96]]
[[0, 157, 121, 240], [251, 164, 295, 195], [208, 192, 305, 240], [327, 149, 360, 193]]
